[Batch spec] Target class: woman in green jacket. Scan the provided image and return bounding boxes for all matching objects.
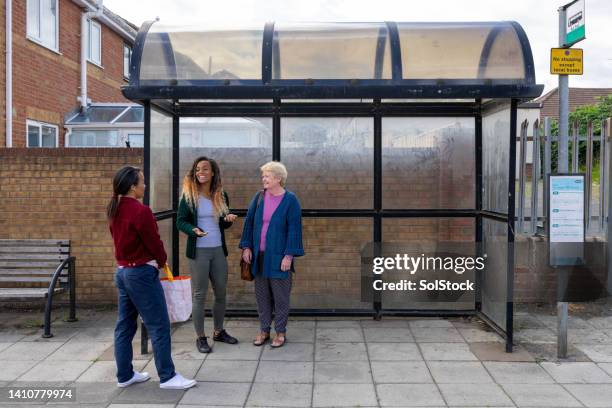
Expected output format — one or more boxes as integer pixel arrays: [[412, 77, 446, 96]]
[[177, 156, 238, 353]]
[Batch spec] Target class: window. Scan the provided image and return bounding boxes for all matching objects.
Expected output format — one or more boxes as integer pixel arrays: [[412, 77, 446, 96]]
[[68, 130, 118, 147], [87, 19, 102, 65], [123, 44, 132, 79], [27, 120, 58, 147], [126, 133, 143, 147], [27, 0, 59, 51]]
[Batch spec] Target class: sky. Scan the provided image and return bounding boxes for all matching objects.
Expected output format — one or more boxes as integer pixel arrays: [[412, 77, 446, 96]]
[[104, 0, 612, 94]]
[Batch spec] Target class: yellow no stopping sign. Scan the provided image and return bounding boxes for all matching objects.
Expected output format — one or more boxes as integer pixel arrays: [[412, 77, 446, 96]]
[[551, 48, 583, 75]]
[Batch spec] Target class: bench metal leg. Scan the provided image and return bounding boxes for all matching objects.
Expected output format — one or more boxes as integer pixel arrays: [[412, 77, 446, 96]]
[[66, 261, 78, 322], [140, 319, 149, 354], [42, 292, 55, 338]]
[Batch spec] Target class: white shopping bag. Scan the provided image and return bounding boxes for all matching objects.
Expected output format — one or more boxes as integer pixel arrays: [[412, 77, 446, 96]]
[[160, 265, 192, 323]]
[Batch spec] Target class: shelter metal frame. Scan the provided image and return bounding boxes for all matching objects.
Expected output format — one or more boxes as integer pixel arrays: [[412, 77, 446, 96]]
[[126, 20, 544, 353]]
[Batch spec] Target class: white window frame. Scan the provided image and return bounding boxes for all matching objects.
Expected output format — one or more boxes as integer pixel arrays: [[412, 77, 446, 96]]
[[26, 0, 60, 53], [26, 120, 59, 148], [87, 19, 102, 66], [123, 43, 132, 80], [65, 127, 144, 148]]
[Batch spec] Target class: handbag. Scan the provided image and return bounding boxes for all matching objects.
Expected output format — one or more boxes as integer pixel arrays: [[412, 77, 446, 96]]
[[160, 264, 192, 323], [240, 190, 264, 281]]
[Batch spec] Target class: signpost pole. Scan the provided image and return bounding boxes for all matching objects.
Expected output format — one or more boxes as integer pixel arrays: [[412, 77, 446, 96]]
[[558, 6, 569, 174], [557, 4, 570, 360]]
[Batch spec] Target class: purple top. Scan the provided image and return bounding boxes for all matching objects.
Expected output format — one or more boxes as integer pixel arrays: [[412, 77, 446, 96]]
[[259, 190, 285, 252]]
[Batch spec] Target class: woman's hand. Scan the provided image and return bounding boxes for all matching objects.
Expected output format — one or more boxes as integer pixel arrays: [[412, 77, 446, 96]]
[[242, 248, 252, 264], [280, 255, 293, 272], [224, 214, 238, 222], [192, 227, 207, 237]]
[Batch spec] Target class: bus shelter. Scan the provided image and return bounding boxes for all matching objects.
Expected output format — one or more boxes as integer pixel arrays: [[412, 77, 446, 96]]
[[122, 21, 544, 351]]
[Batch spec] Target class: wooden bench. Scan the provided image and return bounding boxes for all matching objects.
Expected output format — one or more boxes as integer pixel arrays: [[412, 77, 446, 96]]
[[0, 239, 77, 338]]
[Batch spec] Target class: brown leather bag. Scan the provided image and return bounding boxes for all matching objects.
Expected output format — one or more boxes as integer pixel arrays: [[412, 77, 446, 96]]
[[240, 258, 254, 281], [240, 191, 264, 282]]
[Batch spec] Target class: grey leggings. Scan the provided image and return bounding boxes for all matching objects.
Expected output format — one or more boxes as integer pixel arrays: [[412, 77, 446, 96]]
[[189, 246, 228, 336]]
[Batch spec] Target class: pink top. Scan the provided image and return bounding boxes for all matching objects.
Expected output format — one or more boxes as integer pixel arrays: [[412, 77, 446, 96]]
[[260, 190, 285, 252]]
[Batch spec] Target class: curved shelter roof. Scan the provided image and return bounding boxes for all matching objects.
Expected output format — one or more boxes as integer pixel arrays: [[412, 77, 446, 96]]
[[122, 21, 543, 100]]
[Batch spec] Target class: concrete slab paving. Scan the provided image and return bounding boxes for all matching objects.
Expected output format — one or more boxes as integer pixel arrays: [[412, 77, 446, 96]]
[[409, 319, 455, 328], [370, 361, 433, 383], [469, 342, 535, 362], [17, 360, 92, 382], [438, 383, 514, 407], [76, 360, 148, 383], [4, 310, 612, 407], [262, 342, 314, 362], [256, 361, 313, 383], [246, 382, 312, 407], [314, 361, 371, 383], [363, 327, 414, 342], [0, 360, 39, 382], [574, 343, 612, 362], [316, 327, 364, 343], [315, 342, 367, 361], [501, 383, 583, 407], [412, 327, 465, 343], [427, 361, 494, 383], [205, 341, 263, 361], [540, 361, 612, 383], [178, 381, 251, 406], [483, 362, 555, 384], [0, 341, 63, 361], [114, 380, 185, 404], [196, 359, 257, 382], [458, 328, 504, 343], [21, 328, 79, 342], [420, 342, 478, 361], [376, 383, 445, 407], [46, 339, 113, 361], [312, 382, 377, 407], [367, 342, 422, 361], [564, 383, 612, 407]]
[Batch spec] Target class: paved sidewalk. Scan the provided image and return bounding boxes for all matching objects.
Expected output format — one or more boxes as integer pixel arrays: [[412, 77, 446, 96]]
[[1, 309, 612, 407]]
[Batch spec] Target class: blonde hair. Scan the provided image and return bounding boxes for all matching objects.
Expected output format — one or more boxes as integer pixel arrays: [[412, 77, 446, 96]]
[[181, 156, 229, 217], [260, 161, 288, 187]]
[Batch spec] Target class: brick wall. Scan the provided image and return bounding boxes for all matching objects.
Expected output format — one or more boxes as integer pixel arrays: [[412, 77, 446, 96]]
[[0, 148, 143, 302], [1, 146, 587, 307], [1, 0, 132, 147]]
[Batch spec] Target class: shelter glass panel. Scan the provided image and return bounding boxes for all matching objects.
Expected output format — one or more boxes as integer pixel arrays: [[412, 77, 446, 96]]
[[382, 117, 475, 209]]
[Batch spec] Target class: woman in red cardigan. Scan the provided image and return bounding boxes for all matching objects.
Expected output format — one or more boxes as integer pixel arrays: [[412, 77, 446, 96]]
[[108, 166, 196, 390]]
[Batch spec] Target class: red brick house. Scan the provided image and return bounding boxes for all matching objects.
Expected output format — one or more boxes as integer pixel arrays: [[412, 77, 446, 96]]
[[535, 87, 612, 121], [0, 0, 139, 148]]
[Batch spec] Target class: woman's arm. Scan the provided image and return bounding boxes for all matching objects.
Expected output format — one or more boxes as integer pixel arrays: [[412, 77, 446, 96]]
[[176, 196, 198, 238], [136, 206, 168, 267], [284, 195, 305, 257], [239, 192, 260, 250], [220, 191, 234, 229]]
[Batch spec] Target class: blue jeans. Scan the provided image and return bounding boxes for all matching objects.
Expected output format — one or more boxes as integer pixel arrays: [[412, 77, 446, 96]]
[[114, 265, 176, 383]]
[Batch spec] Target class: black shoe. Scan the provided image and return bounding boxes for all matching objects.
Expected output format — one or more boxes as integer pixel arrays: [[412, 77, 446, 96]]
[[213, 329, 238, 344], [196, 336, 212, 353]]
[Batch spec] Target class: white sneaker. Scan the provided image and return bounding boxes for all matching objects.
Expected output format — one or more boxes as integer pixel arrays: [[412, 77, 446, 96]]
[[159, 372, 197, 390], [117, 371, 150, 388]]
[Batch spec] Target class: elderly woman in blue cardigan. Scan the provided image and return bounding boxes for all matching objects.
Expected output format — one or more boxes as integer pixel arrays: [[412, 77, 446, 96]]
[[239, 161, 304, 348]]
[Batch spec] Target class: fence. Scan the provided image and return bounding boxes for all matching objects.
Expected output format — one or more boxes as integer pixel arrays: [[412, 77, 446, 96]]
[[515, 117, 612, 236]]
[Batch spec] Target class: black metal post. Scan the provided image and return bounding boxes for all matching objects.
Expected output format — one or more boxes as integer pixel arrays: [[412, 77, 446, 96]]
[[475, 100, 483, 312], [67, 259, 77, 322], [373, 99, 382, 319], [172, 112, 180, 277], [506, 99, 518, 352]]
